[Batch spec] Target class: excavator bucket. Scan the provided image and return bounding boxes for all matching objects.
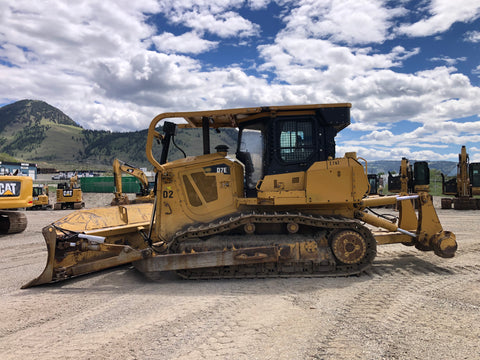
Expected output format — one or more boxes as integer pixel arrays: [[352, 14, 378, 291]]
[[22, 203, 153, 288]]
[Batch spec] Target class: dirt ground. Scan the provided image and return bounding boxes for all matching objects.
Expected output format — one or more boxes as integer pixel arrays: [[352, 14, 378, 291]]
[[0, 194, 479, 360]]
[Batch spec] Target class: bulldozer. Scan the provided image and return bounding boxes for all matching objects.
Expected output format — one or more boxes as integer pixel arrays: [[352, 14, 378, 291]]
[[54, 174, 85, 210], [24, 104, 457, 288], [110, 158, 154, 206], [0, 175, 33, 234], [441, 146, 479, 210]]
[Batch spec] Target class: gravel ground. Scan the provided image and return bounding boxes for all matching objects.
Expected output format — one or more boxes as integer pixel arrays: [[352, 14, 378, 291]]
[[0, 194, 479, 360]]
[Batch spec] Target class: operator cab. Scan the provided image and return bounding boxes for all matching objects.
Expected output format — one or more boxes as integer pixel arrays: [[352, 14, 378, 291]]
[[236, 108, 349, 197], [156, 105, 350, 198]]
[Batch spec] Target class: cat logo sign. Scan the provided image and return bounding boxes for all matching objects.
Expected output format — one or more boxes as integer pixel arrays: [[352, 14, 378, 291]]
[[0, 182, 20, 197]]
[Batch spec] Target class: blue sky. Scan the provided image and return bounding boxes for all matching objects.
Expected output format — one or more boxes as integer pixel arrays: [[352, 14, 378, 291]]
[[1, 0, 480, 161]]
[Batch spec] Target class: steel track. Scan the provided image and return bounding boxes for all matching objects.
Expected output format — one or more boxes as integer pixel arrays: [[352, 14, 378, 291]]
[[169, 211, 377, 279]]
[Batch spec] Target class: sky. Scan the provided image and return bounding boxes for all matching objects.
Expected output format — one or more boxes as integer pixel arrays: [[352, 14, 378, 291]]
[[1, 0, 480, 161]]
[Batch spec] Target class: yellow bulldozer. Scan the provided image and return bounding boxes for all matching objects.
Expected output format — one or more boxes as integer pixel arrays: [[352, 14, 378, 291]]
[[24, 104, 457, 288], [110, 158, 153, 205], [0, 175, 33, 234]]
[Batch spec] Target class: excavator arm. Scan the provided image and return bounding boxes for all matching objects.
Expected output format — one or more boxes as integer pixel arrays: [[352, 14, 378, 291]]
[[112, 159, 151, 205]]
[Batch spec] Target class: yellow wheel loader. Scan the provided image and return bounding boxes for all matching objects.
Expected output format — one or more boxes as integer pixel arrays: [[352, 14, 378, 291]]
[[24, 104, 457, 288], [0, 175, 33, 234], [110, 158, 153, 205]]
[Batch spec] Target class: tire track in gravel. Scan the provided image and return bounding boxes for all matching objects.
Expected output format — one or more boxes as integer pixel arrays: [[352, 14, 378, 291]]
[[1, 272, 230, 359], [306, 243, 480, 360], [2, 272, 326, 360], [0, 243, 47, 269], [86, 277, 335, 360], [307, 273, 428, 359]]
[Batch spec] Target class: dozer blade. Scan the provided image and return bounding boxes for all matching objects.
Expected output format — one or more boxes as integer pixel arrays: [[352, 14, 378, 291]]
[[22, 203, 153, 288]]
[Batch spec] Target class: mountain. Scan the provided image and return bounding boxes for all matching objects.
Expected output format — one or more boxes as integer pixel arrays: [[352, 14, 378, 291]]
[[0, 99, 84, 167], [0, 99, 79, 132], [0, 99, 237, 170]]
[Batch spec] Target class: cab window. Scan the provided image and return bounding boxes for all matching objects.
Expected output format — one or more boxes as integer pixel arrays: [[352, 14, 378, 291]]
[[278, 120, 314, 163]]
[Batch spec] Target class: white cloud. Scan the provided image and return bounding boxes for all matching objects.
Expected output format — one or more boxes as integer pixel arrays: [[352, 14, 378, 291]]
[[348, 122, 386, 132], [336, 144, 457, 161], [247, 0, 272, 10], [396, 0, 480, 37], [361, 129, 394, 142], [281, 0, 406, 45], [430, 56, 467, 66], [152, 32, 218, 54], [157, 0, 260, 38], [258, 20, 480, 126], [259, 38, 419, 84], [179, 10, 261, 38], [464, 30, 480, 43]]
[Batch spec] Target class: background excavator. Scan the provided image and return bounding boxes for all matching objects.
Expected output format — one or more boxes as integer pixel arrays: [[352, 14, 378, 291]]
[[111, 158, 153, 205], [441, 146, 480, 210], [24, 104, 457, 288], [0, 174, 33, 233], [54, 174, 84, 210], [387, 158, 430, 194]]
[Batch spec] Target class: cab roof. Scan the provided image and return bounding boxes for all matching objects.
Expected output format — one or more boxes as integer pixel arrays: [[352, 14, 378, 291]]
[[152, 103, 351, 130]]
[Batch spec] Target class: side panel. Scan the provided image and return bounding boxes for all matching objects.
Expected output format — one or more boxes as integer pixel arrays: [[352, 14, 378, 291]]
[[306, 157, 369, 204], [155, 154, 243, 240]]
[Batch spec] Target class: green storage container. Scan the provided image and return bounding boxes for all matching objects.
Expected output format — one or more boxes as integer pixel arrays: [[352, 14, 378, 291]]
[[80, 176, 143, 193]]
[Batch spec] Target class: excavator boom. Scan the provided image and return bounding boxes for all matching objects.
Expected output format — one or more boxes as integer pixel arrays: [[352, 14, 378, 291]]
[[111, 158, 153, 205]]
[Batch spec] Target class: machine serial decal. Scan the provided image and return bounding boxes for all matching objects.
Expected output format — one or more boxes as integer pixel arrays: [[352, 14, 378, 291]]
[[162, 190, 174, 198], [204, 164, 231, 174]]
